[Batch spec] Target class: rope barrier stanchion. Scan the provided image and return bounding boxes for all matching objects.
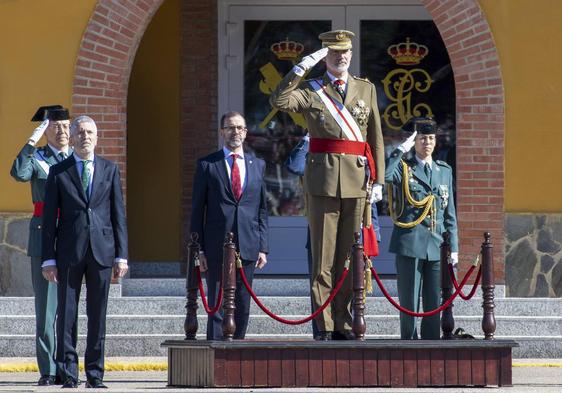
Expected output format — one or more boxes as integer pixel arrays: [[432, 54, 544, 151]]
[[222, 232, 237, 341], [370, 264, 476, 317], [449, 261, 482, 300], [195, 267, 223, 315], [440, 232, 454, 339], [184, 233, 199, 340], [481, 232, 496, 340], [238, 263, 350, 325], [352, 232, 366, 340]]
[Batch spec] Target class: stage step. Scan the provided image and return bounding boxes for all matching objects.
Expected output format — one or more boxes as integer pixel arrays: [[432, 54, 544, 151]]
[[1, 295, 561, 358]]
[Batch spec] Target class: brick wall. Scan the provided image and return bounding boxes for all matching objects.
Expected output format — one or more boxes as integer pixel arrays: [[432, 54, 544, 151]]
[[72, 0, 506, 282], [422, 0, 505, 282], [72, 0, 166, 197], [180, 0, 219, 251]]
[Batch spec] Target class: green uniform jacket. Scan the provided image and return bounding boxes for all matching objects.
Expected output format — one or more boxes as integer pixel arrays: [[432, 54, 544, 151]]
[[385, 148, 459, 260], [10, 143, 66, 257], [270, 71, 385, 198]]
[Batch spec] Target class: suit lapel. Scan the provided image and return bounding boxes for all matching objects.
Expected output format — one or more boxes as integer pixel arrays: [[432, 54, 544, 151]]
[[344, 76, 358, 106], [67, 155, 88, 202], [216, 150, 235, 201], [240, 153, 254, 201], [90, 155, 105, 205]]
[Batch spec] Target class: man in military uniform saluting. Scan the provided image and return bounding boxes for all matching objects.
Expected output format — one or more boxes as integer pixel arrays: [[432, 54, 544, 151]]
[[271, 30, 385, 340], [10, 105, 71, 385], [385, 117, 459, 339]]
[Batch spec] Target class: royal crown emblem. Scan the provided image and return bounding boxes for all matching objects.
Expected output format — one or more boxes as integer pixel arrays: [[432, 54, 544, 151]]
[[270, 38, 304, 61], [387, 37, 428, 65]]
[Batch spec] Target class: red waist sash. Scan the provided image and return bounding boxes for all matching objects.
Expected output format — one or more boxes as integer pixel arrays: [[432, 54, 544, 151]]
[[309, 138, 377, 182], [33, 202, 59, 218], [33, 202, 44, 217]]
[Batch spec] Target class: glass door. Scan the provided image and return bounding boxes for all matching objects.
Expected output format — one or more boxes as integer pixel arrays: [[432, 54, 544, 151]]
[[224, 5, 345, 274], [220, 2, 454, 275]]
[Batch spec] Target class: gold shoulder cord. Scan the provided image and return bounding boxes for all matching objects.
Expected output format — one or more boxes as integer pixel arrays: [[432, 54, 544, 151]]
[[388, 160, 436, 231]]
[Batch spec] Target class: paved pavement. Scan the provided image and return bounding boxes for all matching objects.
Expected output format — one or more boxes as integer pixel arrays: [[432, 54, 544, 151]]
[[0, 358, 561, 392]]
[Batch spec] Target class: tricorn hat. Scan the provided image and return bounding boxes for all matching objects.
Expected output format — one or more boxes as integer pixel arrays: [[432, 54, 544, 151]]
[[318, 29, 355, 50], [402, 116, 439, 135], [31, 105, 70, 122]]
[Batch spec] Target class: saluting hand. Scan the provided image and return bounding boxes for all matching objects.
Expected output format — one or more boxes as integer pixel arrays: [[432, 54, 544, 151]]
[[296, 47, 329, 73], [28, 119, 49, 145], [255, 252, 267, 269], [398, 131, 417, 153]]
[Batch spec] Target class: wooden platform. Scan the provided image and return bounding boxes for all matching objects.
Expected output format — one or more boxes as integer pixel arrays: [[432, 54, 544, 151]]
[[162, 339, 518, 388]]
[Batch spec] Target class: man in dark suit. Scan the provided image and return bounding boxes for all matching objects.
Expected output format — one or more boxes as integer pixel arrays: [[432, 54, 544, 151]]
[[191, 111, 269, 340], [10, 105, 71, 386], [41, 115, 128, 388]]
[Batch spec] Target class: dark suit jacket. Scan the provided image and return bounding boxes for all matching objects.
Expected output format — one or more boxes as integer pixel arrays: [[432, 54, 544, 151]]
[[190, 150, 268, 266], [41, 154, 128, 267]]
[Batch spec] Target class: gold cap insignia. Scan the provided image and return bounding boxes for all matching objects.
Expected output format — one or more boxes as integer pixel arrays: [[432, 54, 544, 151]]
[[318, 29, 355, 50]]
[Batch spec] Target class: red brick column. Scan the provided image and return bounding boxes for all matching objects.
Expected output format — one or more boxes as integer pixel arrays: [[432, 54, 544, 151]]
[[72, 0, 166, 196], [422, 0, 505, 282], [180, 0, 218, 249]]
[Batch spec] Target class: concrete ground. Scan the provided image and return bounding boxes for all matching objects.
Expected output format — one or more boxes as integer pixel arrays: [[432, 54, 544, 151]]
[[0, 357, 561, 392]]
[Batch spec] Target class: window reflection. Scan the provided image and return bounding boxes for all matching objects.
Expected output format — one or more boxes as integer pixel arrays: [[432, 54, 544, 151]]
[[244, 20, 330, 216]]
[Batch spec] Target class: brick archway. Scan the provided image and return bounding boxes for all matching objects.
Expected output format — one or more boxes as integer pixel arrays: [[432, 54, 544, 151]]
[[420, 0, 505, 280], [72, 0, 505, 281], [71, 0, 166, 184]]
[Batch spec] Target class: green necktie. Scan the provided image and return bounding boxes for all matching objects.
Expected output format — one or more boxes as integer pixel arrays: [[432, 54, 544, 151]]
[[424, 162, 432, 183], [58, 152, 67, 161], [81, 160, 91, 197]]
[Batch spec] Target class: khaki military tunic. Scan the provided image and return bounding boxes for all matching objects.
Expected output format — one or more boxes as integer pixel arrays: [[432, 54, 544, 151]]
[[271, 70, 385, 332]]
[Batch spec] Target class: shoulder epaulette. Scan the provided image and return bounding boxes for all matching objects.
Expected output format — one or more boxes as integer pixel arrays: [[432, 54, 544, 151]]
[[351, 75, 371, 83], [435, 160, 451, 168]]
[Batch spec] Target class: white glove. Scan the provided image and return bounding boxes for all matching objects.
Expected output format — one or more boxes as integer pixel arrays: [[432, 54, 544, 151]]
[[369, 183, 383, 204], [450, 252, 458, 266], [28, 119, 49, 145], [398, 131, 417, 153], [295, 47, 329, 73]]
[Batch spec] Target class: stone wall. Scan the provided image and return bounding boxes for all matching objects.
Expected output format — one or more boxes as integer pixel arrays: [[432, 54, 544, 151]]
[[505, 214, 562, 297], [0, 214, 33, 296]]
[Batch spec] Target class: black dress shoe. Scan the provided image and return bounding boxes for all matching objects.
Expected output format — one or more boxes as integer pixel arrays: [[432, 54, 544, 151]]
[[38, 375, 56, 386], [61, 377, 79, 388], [86, 378, 107, 389], [314, 331, 331, 341], [332, 330, 356, 340]]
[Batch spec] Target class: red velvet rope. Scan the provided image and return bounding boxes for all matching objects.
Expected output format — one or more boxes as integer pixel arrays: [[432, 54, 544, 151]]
[[239, 266, 350, 325], [195, 266, 223, 315], [448, 263, 482, 300], [370, 265, 477, 317]]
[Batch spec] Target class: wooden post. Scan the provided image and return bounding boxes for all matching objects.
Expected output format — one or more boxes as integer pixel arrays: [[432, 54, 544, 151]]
[[184, 233, 199, 340], [222, 232, 237, 341], [352, 232, 366, 340], [481, 232, 496, 340], [440, 231, 454, 339]]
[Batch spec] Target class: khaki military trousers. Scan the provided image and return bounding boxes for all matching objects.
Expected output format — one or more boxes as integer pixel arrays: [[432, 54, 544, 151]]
[[307, 194, 364, 332]]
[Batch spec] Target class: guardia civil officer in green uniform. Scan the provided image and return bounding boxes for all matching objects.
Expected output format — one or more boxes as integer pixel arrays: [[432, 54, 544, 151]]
[[10, 105, 71, 385], [271, 30, 385, 340], [385, 117, 458, 339]]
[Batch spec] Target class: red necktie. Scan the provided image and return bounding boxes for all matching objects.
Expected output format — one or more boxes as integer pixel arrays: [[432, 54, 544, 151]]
[[231, 154, 242, 200], [333, 79, 345, 96]]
